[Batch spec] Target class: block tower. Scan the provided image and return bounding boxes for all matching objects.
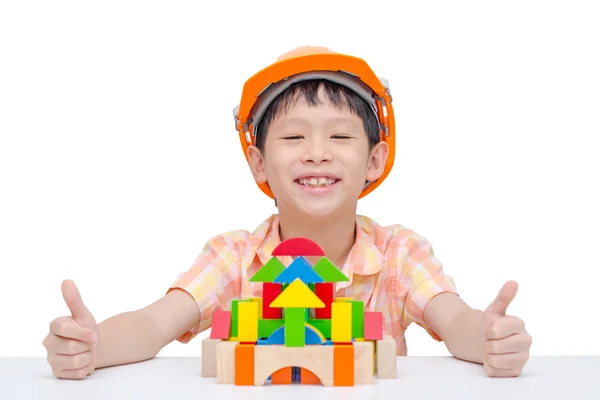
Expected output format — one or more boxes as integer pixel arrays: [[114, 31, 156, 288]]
[[201, 237, 397, 386]]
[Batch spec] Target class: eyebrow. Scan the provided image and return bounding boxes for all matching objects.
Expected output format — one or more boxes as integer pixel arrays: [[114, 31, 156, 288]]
[[277, 117, 359, 129]]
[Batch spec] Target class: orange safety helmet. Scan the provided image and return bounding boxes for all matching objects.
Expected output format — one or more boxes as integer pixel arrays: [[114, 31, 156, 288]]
[[232, 46, 396, 199]]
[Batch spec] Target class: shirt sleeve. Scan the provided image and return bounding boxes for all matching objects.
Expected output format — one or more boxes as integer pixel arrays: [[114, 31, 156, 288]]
[[400, 234, 459, 341], [166, 234, 242, 343]]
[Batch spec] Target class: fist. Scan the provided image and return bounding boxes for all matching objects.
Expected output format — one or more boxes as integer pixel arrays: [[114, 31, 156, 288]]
[[42, 280, 99, 379], [482, 280, 532, 377]]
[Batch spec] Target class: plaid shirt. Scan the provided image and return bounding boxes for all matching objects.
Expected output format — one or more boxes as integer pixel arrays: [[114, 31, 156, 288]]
[[168, 214, 458, 355]]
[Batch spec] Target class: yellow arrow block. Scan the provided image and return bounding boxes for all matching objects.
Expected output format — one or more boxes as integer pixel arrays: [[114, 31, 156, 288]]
[[270, 278, 325, 308]]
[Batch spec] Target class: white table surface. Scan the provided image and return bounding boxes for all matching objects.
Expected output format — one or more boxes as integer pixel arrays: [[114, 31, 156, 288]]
[[1, 356, 597, 400]]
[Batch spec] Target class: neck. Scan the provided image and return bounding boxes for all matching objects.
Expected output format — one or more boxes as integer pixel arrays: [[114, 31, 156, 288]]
[[277, 209, 357, 267]]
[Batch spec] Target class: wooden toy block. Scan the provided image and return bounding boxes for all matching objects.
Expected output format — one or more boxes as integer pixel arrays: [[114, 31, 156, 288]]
[[262, 282, 282, 319], [272, 237, 325, 256], [271, 367, 292, 384], [376, 335, 396, 378], [336, 297, 352, 302], [284, 307, 305, 347], [238, 301, 259, 343], [235, 343, 255, 385], [370, 339, 377, 374], [350, 300, 364, 339], [257, 339, 268, 345], [210, 310, 231, 339], [333, 344, 354, 386], [273, 257, 324, 284], [314, 282, 334, 319], [216, 340, 237, 384], [305, 323, 325, 344], [250, 256, 285, 282], [353, 341, 373, 384], [230, 299, 250, 337], [270, 278, 324, 308], [258, 318, 284, 338], [312, 257, 349, 282], [201, 338, 220, 377], [300, 367, 321, 384], [364, 311, 383, 340], [331, 302, 352, 342], [308, 318, 331, 338], [267, 326, 285, 344], [254, 344, 334, 386], [250, 297, 263, 319]]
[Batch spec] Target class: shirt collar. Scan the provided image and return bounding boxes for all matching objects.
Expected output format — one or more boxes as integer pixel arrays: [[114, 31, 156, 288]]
[[253, 214, 385, 290]]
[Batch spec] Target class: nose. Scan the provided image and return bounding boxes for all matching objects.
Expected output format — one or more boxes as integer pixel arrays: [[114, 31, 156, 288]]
[[300, 137, 333, 164]]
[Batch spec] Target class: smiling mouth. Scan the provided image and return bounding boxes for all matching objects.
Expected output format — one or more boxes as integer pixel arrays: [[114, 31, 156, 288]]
[[294, 177, 340, 187]]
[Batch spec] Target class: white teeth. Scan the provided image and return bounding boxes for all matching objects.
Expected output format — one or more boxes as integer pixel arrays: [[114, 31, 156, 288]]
[[298, 177, 336, 187]]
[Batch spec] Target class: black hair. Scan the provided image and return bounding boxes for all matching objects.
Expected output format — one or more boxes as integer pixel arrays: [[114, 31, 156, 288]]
[[254, 79, 381, 152]]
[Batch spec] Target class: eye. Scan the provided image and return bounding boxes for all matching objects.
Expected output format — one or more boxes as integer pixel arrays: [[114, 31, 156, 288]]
[[283, 135, 303, 140], [332, 135, 351, 139]]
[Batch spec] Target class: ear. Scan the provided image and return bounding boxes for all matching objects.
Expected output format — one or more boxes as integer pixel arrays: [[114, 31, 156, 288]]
[[365, 141, 389, 182], [247, 145, 268, 184]]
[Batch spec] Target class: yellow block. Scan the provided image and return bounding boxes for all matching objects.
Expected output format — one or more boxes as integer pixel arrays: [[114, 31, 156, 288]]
[[249, 297, 263, 319], [270, 278, 325, 308], [331, 302, 352, 342], [335, 297, 352, 302], [238, 301, 258, 342]]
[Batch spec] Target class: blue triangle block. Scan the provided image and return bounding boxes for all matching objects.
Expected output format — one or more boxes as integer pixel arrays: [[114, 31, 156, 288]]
[[273, 257, 324, 284], [305, 326, 325, 345]]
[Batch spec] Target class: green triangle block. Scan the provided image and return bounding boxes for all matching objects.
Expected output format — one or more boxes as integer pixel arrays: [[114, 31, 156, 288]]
[[313, 257, 349, 282], [250, 256, 285, 282]]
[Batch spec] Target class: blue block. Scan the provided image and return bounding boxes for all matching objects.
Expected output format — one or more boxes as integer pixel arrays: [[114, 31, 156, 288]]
[[257, 339, 269, 345], [324, 339, 333, 346], [267, 326, 285, 345], [305, 325, 325, 345], [273, 257, 324, 284]]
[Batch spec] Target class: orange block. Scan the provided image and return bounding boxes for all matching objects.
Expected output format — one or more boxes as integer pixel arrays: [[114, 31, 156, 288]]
[[271, 367, 292, 384], [235, 344, 255, 386], [300, 368, 321, 385], [333, 344, 354, 386]]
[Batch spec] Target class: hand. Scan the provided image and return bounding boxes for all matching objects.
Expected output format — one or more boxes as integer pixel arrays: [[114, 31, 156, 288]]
[[43, 280, 99, 379], [482, 280, 532, 377]]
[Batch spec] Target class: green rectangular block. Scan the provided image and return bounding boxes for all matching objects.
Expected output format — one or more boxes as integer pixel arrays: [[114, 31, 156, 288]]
[[307, 318, 331, 339], [284, 308, 305, 347], [230, 299, 250, 337], [258, 318, 284, 338], [350, 300, 364, 338]]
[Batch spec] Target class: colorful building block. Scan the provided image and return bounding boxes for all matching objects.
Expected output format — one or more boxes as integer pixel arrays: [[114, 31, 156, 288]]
[[333, 344, 354, 386], [331, 302, 352, 343], [272, 237, 325, 256], [258, 318, 284, 338], [364, 311, 383, 340], [238, 301, 258, 343], [273, 257, 324, 284], [266, 326, 285, 345], [262, 282, 282, 319], [308, 318, 331, 338], [270, 278, 324, 308], [271, 367, 292, 384], [312, 257, 349, 282], [376, 335, 396, 378], [201, 338, 220, 377], [314, 282, 334, 319], [250, 297, 263, 319], [216, 340, 237, 384], [305, 323, 325, 344], [250, 256, 285, 282], [210, 310, 231, 339], [230, 299, 250, 337], [284, 307, 305, 347], [350, 300, 364, 339], [353, 341, 374, 384], [300, 368, 321, 384], [234, 343, 255, 385]]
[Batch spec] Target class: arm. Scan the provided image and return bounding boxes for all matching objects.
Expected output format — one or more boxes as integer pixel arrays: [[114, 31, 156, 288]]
[[424, 292, 484, 363], [424, 282, 532, 377], [95, 289, 200, 369]]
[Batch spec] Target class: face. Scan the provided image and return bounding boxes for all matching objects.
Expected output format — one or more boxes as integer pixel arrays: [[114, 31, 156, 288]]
[[247, 88, 388, 220]]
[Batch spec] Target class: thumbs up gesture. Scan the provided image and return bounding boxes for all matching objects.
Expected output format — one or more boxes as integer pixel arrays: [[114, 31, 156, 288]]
[[43, 280, 99, 379], [482, 281, 532, 377]]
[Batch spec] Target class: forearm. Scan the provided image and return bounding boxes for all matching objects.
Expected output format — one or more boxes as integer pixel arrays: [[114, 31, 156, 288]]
[[443, 308, 485, 364], [94, 310, 164, 369]]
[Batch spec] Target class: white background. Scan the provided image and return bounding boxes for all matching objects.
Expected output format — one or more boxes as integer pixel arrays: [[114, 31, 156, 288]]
[[1, 1, 599, 358]]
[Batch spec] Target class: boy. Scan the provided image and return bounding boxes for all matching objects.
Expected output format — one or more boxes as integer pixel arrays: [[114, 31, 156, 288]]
[[42, 46, 532, 380]]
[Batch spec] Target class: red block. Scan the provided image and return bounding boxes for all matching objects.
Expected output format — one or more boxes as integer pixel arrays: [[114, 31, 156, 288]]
[[272, 237, 325, 256], [364, 311, 383, 340], [314, 282, 334, 319], [262, 282, 282, 319], [210, 310, 231, 339]]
